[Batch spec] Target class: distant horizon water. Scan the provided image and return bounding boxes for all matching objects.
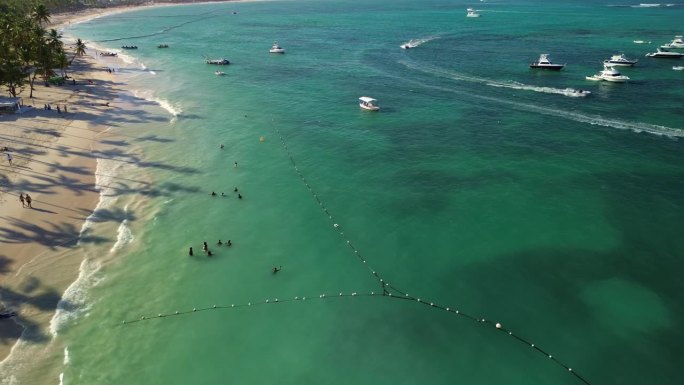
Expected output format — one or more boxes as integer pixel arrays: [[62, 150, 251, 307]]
[[3, 1, 683, 384]]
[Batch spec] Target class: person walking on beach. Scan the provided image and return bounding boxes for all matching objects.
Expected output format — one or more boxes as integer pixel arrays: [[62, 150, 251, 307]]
[[6, 153, 12, 166], [19, 193, 25, 207], [25, 194, 32, 208]]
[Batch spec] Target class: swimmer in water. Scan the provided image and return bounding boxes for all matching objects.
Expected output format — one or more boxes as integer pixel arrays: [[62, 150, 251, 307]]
[[272, 266, 282, 274], [234, 187, 238, 192], [221, 192, 226, 197], [189, 247, 194, 256], [217, 240, 223, 245], [238, 193, 242, 199], [203, 242, 208, 252], [234, 162, 238, 168], [211, 191, 217, 196], [208, 250, 213, 257], [227, 240, 232, 247], [220, 144, 224, 149]]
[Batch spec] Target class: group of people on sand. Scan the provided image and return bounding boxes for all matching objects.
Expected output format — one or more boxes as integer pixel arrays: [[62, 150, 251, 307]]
[[44, 104, 67, 113], [19, 193, 33, 208]]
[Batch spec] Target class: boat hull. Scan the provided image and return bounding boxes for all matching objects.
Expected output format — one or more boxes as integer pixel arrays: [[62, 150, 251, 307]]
[[530, 64, 565, 70], [604, 60, 637, 66], [269, 49, 285, 54], [359, 104, 380, 111]]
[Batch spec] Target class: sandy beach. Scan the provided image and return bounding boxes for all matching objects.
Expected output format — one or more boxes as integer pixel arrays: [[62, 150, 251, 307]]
[[0, 6, 146, 361]]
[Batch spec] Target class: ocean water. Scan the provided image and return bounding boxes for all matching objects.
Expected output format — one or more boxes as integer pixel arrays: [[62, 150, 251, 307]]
[[8, 0, 684, 384]]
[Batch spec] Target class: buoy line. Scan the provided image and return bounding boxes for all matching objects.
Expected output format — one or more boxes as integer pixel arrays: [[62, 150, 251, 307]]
[[121, 126, 592, 385], [123, 290, 590, 385], [269, 126, 592, 385]]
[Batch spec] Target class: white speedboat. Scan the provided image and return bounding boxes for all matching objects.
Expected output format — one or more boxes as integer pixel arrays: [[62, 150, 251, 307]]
[[645, 49, 684, 58], [359, 96, 380, 111], [633, 40, 650, 44], [673, 66, 684, 71], [269, 41, 285, 54], [466, 10, 481, 17], [564, 88, 591, 97], [214, 71, 225, 76], [529, 54, 565, 70], [660, 35, 684, 49], [586, 65, 630, 82], [604, 53, 638, 66]]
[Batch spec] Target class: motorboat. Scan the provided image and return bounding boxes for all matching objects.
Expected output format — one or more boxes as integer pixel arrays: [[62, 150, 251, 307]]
[[633, 40, 650, 44], [269, 41, 286, 54], [401, 43, 412, 49], [660, 35, 684, 49], [645, 49, 684, 58], [99, 52, 117, 57], [564, 88, 592, 97], [158, 44, 169, 48], [359, 96, 380, 111], [586, 65, 630, 82], [604, 53, 638, 66], [215, 71, 226, 76], [673, 66, 684, 71], [121, 45, 138, 49], [466, 10, 481, 17], [529, 54, 565, 70], [205, 57, 230, 65]]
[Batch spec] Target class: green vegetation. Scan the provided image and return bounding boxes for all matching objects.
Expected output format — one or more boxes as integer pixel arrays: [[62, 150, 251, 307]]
[[0, 3, 86, 97]]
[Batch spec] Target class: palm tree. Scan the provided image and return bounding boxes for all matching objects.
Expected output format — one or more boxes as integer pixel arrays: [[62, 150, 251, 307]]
[[46, 29, 63, 51], [30, 4, 50, 27], [56, 52, 68, 78], [71, 38, 86, 64]]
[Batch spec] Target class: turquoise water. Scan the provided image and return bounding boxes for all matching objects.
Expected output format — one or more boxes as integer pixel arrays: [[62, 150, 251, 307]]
[[28, 0, 684, 384]]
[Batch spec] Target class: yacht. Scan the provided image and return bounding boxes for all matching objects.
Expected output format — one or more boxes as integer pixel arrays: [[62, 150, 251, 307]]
[[586, 65, 630, 82], [645, 49, 684, 58], [529, 54, 565, 70], [660, 35, 684, 49], [269, 41, 286, 54], [604, 53, 638, 66], [633, 40, 650, 44], [205, 57, 231, 65], [359, 97, 380, 111], [673, 66, 684, 71], [466, 10, 481, 17]]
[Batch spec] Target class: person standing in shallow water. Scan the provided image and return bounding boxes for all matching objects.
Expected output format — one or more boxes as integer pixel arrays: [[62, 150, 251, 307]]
[[188, 247, 194, 256]]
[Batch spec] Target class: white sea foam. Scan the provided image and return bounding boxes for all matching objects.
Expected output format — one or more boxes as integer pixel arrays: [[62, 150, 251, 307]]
[[149, 70, 157, 75], [132, 89, 183, 118], [63, 346, 70, 365], [110, 219, 134, 253], [400, 35, 440, 49], [78, 158, 122, 242], [48, 258, 103, 337], [399, 61, 684, 138], [58, 372, 64, 385]]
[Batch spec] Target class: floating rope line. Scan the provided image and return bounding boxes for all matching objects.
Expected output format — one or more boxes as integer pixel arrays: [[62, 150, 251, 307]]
[[122, 290, 590, 385], [121, 126, 592, 385], [93, 10, 222, 43], [268, 126, 592, 385]]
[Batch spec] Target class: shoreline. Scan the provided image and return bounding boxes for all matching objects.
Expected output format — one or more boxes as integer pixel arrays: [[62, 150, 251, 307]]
[[0, 0, 264, 369]]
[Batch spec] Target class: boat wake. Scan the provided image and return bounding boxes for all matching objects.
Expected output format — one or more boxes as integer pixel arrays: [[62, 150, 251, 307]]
[[398, 61, 683, 138], [487, 81, 590, 98], [400, 35, 439, 49]]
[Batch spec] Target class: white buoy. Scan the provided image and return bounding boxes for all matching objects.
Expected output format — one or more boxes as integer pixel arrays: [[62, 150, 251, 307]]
[[446, 308, 450, 311], [231, 304, 234, 308], [352, 292, 357, 296], [275, 299, 279, 302], [531, 344, 535, 347], [175, 311, 179, 314], [193, 308, 196, 312], [496, 323, 502, 329], [158, 314, 162, 317], [213, 305, 217, 308], [266, 300, 270, 303]]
